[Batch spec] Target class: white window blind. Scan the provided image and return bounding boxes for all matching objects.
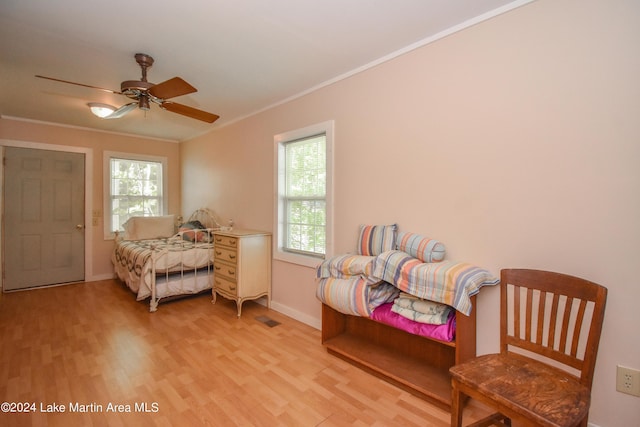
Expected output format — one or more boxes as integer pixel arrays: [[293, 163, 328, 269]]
[[284, 134, 326, 256]]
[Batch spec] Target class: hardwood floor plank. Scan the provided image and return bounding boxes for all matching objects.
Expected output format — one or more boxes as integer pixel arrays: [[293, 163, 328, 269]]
[[1, 280, 492, 426]]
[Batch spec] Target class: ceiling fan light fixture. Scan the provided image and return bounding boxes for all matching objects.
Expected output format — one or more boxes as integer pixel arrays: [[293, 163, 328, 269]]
[[39, 53, 218, 124], [88, 102, 116, 118]]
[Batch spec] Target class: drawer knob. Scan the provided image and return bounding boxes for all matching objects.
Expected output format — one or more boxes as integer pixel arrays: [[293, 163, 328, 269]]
[[229, 254, 236, 259]]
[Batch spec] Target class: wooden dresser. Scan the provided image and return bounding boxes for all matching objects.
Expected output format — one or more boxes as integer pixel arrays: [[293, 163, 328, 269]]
[[211, 229, 272, 316]]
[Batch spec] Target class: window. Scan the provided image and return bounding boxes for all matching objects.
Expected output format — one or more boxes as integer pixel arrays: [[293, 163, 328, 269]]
[[275, 121, 333, 267], [104, 151, 168, 236]]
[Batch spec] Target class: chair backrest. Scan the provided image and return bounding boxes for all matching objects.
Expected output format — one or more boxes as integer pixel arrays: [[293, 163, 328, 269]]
[[500, 269, 607, 389]]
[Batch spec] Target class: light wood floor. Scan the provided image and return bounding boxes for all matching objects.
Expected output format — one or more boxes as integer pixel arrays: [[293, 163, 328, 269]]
[[0, 280, 491, 426]]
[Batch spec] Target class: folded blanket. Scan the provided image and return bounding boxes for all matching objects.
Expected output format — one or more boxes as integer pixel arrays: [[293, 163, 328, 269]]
[[392, 293, 452, 324], [392, 302, 451, 325], [371, 303, 456, 342]]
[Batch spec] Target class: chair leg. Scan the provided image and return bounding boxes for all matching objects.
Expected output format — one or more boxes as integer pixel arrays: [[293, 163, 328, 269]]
[[451, 380, 464, 427], [452, 379, 511, 427]]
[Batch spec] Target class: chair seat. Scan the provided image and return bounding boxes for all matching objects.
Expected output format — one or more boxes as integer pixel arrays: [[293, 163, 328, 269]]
[[450, 353, 590, 427]]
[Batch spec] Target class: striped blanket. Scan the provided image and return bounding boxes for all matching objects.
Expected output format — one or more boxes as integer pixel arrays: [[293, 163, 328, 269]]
[[372, 250, 498, 315], [316, 254, 375, 279], [316, 277, 399, 317]]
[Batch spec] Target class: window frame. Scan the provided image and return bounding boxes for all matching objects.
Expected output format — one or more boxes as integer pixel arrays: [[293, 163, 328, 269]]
[[274, 121, 334, 268], [103, 151, 169, 239]]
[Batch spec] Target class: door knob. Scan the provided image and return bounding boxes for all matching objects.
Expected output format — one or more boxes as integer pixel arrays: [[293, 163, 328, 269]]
[[76, 224, 85, 230]]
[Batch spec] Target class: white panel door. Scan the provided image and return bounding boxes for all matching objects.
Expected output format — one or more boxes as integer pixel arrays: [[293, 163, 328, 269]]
[[3, 147, 85, 290]]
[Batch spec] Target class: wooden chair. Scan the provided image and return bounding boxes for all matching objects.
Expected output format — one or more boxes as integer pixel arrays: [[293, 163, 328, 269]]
[[449, 269, 607, 427]]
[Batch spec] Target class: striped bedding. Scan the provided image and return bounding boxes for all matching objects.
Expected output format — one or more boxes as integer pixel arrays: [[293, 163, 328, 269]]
[[316, 254, 375, 279], [396, 232, 446, 263], [371, 250, 498, 315], [316, 277, 399, 317], [357, 224, 397, 256]]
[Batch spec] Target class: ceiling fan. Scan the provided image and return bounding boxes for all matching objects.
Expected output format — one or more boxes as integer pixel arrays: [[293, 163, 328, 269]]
[[36, 53, 219, 123]]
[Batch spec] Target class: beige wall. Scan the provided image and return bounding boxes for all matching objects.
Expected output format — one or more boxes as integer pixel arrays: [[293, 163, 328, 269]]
[[181, 0, 640, 425], [0, 118, 182, 280]]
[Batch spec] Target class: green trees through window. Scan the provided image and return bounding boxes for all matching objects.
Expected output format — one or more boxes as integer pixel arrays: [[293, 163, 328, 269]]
[[284, 134, 326, 256], [110, 157, 163, 232]]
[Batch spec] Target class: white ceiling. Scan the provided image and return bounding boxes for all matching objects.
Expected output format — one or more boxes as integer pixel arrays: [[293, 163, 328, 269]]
[[0, 0, 529, 142]]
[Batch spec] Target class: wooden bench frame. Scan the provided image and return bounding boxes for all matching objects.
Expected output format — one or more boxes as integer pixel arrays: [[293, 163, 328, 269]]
[[321, 295, 477, 410]]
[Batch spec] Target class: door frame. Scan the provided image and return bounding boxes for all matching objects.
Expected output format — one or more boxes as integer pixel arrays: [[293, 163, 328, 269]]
[[0, 139, 94, 291]]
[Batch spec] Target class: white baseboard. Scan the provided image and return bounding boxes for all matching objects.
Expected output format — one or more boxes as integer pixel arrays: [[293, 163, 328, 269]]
[[88, 273, 117, 282], [269, 300, 321, 330]]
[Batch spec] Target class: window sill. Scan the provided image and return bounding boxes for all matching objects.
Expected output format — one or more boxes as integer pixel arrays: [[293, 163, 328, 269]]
[[273, 250, 323, 269]]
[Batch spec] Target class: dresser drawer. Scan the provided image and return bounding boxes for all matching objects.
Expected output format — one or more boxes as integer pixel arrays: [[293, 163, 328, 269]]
[[214, 234, 238, 248], [211, 229, 271, 318], [214, 260, 237, 280], [214, 276, 237, 296], [214, 246, 238, 263]]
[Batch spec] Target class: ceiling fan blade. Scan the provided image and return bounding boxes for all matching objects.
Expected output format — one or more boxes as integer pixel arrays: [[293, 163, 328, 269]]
[[148, 77, 197, 100], [35, 75, 122, 94], [161, 101, 219, 123], [103, 102, 137, 119]]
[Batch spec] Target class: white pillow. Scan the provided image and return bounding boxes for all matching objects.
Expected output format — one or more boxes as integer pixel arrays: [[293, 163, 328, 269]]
[[123, 215, 175, 240]]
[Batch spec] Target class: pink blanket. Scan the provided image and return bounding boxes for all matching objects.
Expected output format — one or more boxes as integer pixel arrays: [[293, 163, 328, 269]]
[[370, 302, 456, 342]]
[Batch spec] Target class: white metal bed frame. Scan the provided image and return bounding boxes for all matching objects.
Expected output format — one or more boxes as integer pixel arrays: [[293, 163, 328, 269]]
[[114, 208, 221, 312]]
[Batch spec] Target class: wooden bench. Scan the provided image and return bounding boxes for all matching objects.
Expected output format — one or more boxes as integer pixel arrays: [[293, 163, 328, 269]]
[[321, 295, 477, 410]]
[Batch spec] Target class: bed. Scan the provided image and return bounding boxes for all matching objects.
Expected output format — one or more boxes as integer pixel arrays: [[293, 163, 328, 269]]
[[111, 208, 221, 312]]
